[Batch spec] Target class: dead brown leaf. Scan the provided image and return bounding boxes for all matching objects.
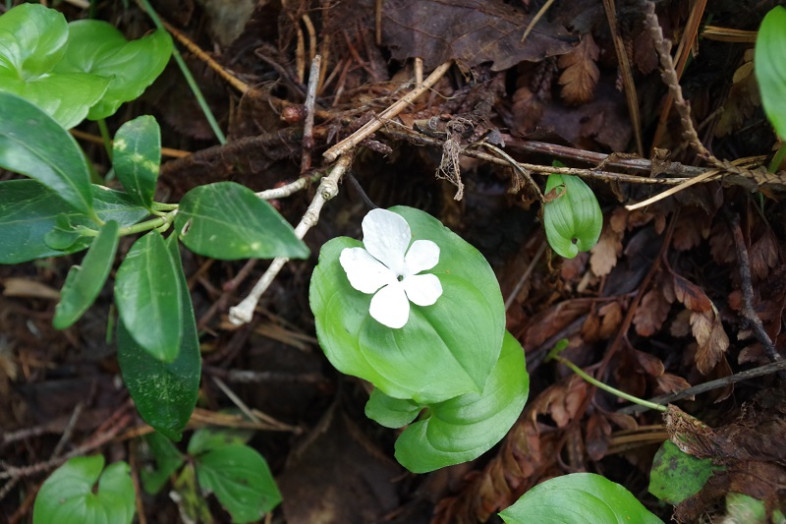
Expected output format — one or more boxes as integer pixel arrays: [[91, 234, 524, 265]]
[[690, 310, 729, 375], [585, 411, 611, 461], [709, 221, 736, 266], [673, 273, 712, 312], [655, 372, 692, 396], [631, 347, 665, 377], [381, 0, 573, 71], [633, 283, 673, 337], [672, 207, 712, 251], [523, 299, 591, 350], [749, 228, 779, 281], [598, 301, 623, 339], [714, 50, 760, 138], [589, 220, 623, 277], [558, 34, 600, 105]]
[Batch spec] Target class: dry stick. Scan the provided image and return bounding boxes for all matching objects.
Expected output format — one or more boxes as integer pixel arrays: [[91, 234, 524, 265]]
[[728, 213, 782, 366], [602, 0, 644, 156], [481, 142, 544, 201], [651, 0, 707, 151], [383, 125, 688, 185], [229, 152, 355, 325], [520, 0, 556, 43], [322, 61, 453, 162], [70, 129, 190, 159], [160, 19, 249, 94], [301, 55, 322, 173], [618, 358, 786, 415]]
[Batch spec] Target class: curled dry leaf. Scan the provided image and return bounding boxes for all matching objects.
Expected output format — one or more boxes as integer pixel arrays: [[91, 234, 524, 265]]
[[558, 34, 600, 105], [589, 221, 623, 277], [655, 372, 692, 396], [673, 273, 712, 313], [690, 310, 729, 375], [749, 228, 779, 281]]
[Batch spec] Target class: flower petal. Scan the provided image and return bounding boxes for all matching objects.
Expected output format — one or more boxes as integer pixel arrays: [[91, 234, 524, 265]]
[[369, 282, 410, 329], [361, 209, 410, 275], [339, 247, 396, 294], [404, 239, 440, 275], [402, 273, 442, 306]]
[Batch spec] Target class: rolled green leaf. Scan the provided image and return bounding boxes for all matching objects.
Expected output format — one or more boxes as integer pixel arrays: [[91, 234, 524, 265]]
[[53, 220, 119, 329], [543, 174, 602, 258]]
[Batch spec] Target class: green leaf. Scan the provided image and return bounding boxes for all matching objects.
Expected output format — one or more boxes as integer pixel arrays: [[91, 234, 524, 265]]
[[0, 92, 95, 214], [310, 206, 505, 404], [648, 440, 722, 504], [33, 455, 135, 524], [188, 427, 255, 456], [195, 445, 282, 523], [175, 182, 309, 260], [117, 236, 200, 440], [112, 115, 161, 210], [0, 3, 68, 76], [0, 5, 109, 129], [365, 389, 421, 428], [499, 473, 663, 524], [543, 174, 602, 259], [115, 231, 182, 362], [725, 492, 785, 523], [755, 6, 786, 139], [53, 220, 119, 329], [0, 180, 149, 264], [393, 331, 529, 473], [140, 431, 185, 495], [55, 21, 173, 120]]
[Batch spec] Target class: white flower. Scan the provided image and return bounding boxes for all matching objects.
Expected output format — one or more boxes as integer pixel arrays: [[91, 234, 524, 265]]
[[339, 208, 443, 329]]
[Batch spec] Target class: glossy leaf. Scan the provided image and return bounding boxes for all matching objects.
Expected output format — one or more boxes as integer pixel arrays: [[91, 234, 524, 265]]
[[0, 180, 149, 264], [499, 473, 663, 524], [365, 389, 421, 429], [55, 21, 173, 120], [117, 236, 200, 440], [0, 92, 94, 214], [543, 174, 602, 259], [0, 5, 109, 129], [53, 220, 119, 329], [755, 6, 786, 139], [115, 231, 182, 362], [310, 206, 505, 404], [140, 431, 185, 495], [188, 427, 255, 456], [393, 331, 528, 473], [113, 116, 160, 209], [195, 445, 282, 523], [0, 3, 68, 76], [175, 182, 309, 260], [648, 441, 722, 504], [33, 455, 135, 524]]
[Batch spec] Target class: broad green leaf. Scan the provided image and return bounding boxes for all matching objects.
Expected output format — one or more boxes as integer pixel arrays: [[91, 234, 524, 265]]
[[140, 431, 185, 495], [55, 21, 173, 120], [499, 473, 663, 524], [310, 206, 505, 404], [365, 389, 421, 428], [0, 180, 149, 264], [44, 215, 85, 251], [1, 73, 109, 130], [0, 3, 68, 76], [53, 220, 119, 329], [543, 174, 602, 259], [33, 455, 135, 524], [188, 427, 255, 456], [113, 115, 160, 209], [393, 331, 528, 473], [117, 236, 200, 440], [173, 464, 214, 523], [175, 182, 309, 260], [0, 92, 94, 214], [648, 440, 722, 504], [0, 5, 109, 128], [755, 6, 786, 139], [115, 231, 182, 362], [195, 445, 282, 523]]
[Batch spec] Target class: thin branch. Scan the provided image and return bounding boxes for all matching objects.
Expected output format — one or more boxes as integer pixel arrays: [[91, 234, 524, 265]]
[[301, 55, 322, 173], [323, 61, 452, 162], [229, 153, 355, 325]]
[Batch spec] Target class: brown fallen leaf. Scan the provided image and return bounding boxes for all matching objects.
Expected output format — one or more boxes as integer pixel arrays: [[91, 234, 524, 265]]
[[749, 227, 779, 281], [714, 50, 760, 137], [558, 34, 600, 105], [673, 273, 712, 313], [382, 0, 573, 71], [690, 310, 729, 375], [2, 278, 60, 301], [589, 220, 623, 277], [633, 285, 673, 336], [655, 372, 692, 396]]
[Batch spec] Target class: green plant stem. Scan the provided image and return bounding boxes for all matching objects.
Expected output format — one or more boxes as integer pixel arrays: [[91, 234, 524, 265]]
[[97, 118, 113, 160], [768, 143, 786, 172], [553, 356, 668, 412], [137, 0, 227, 145], [119, 210, 176, 236]]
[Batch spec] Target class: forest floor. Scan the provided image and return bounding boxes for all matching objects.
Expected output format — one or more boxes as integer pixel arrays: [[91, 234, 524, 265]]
[[2, 0, 786, 522]]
